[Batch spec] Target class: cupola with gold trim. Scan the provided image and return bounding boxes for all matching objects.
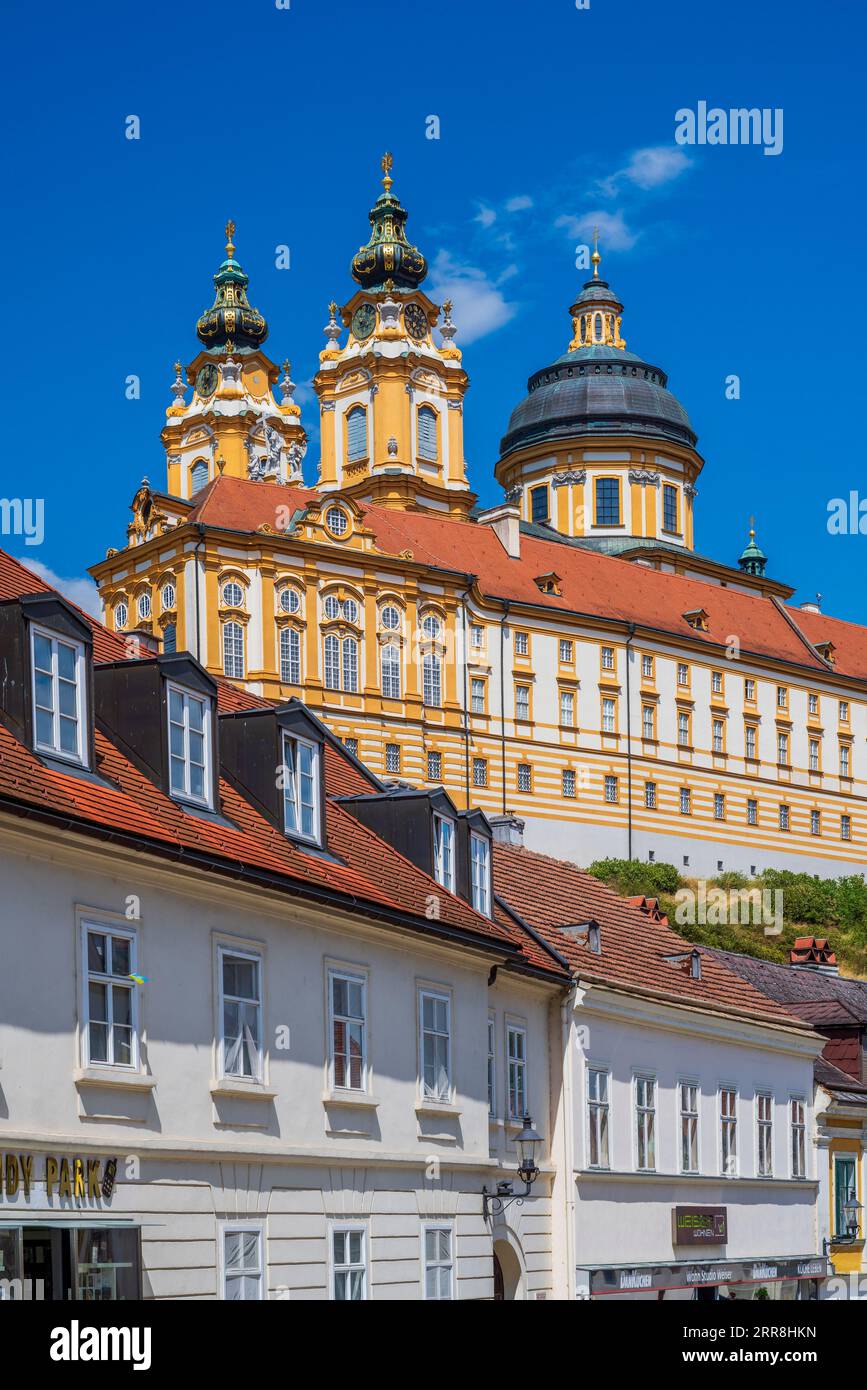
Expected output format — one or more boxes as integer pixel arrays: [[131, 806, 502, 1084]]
[[350, 153, 428, 292], [196, 221, 268, 353]]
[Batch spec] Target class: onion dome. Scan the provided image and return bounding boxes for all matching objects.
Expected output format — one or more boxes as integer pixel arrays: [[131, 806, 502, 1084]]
[[499, 241, 695, 460], [196, 222, 268, 352], [351, 153, 428, 292], [738, 520, 768, 576]]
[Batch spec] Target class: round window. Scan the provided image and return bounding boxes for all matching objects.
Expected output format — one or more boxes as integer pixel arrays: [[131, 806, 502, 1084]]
[[324, 595, 341, 620], [280, 587, 301, 614], [341, 599, 359, 623], [222, 582, 243, 608], [421, 614, 441, 640], [137, 593, 151, 620], [326, 507, 348, 536], [161, 583, 176, 610], [381, 605, 400, 630], [114, 602, 128, 630]]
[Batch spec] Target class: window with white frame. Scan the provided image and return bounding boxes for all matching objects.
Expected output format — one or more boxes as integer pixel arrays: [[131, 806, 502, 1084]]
[[222, 1226, 263, 1301], [487, 1016, 496, 1116], [712, 671, 723, 695], [420, 990, 451, 1101], [747, 797, 758, 826], [842, 814, 852, 840], [167, 683, 211, 806], [604, 774, 618, 804], [137, 592, 151, 620], [644, 780, 656, 809], [713, 719, 724, 753], [642, 704, 654, 740], [219, 948, 262, 1080], [756, 1093, 773, 1176], [810, 809, 821, 837], [342, 635, 359, 692], [279, 586, 301, 614], [507, 1024, 527, 1120], [777, 685, 787, 708], [744, 678, 756, 701], [31, 626, 87, 764], [790, 1098, 806, 1178], [559, 639, 573, 663], [222, 581, 244, 609], [678, 711, 690, 746], [641, 654, 653, 679], [282, 733, 320, 841], [587, 1066, 610, 1168], [427, 750, 442, 782], [840, 743, 852, 777], [809, 737, 820, 771], [720, 1087, 737, 1176], [346, 408, 367, 463], [279, 627, 301, 685], [714, 792, 725, 821], [602, 697, 616, 733], [470, 832, 491, 916], [677, 662, 689, 687], [515, 684, 530, 720], [808, 692, 819, 715], [380, 603, 400, 630], [777, 731, 789, 765], [417, 406, 438, 461], [433, 814, 455, 893], [423, 1227, 453, 1300], [680, 786, 691, 815], [329, 970, 366, 1091], [779, 803, 790, 831], [324, 634, 359, 693], [222, 621, 245, 679], [114, 601, 128, 630], [381, 642, 401, 699], [560, 689, 575, 726], [423, 652, 442, 708], [471, 677, 485, 714], [601, 646, 615, 671], [471, 623, 484, 649], [83, 923, 137, 1068], [160, 582, 176, 611], [635, 1075, 656, 1170], [745, 723, 757, 759], [680, 1082, 699, 1173], [332, 1228, 366, 1300], [514, 630, 529, 656]]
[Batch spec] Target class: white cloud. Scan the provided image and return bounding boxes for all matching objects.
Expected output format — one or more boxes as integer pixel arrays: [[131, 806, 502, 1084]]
[[27, 561, 102, 619], [429, 250, 518, 345], [599, 145, 691, 196], [474, 203, 497, 229], [505, 195, 533, 213], [554, 209, 637, 252]]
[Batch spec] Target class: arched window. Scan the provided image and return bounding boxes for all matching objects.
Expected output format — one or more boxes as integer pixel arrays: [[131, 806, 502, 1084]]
[[190, 459, 209, 496], [381, 642, 401, 700], [163, 623, 177, 655], [137, 593, 151, 620], [342, 637, 359, 693], [579, 318, 586, 344], [280, 627, 301, 685], [421, 613, 441, 641], [161, 582, 176, 610], [222, 621, 244, 679], [222, 581, 244, 609], [417, 406, 438, 461], [423, 652, 442, 708], [114, 602, 128, 630], [346, 408, 367, 463], [594, 312, 603, 341]]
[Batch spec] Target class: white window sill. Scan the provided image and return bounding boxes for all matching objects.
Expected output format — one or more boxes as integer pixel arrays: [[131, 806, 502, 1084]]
[[322, 1090, 380, 1110], [210, 1078, 277, 1101], [74, 1068, 156, 1092], [415, 1098, 462, 1117]]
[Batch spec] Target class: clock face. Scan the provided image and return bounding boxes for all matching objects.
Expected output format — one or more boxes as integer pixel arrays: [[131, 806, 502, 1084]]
[[196, 363, 219, 398], [351, 303, 376, 341], [405, 303, 428, 341]]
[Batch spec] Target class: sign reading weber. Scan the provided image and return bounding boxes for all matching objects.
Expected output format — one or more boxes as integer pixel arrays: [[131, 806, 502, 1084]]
[[672, 1206, 727, 1246]]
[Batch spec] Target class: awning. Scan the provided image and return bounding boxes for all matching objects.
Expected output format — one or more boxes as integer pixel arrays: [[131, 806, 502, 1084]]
[[583, 1254, 831, 1295]]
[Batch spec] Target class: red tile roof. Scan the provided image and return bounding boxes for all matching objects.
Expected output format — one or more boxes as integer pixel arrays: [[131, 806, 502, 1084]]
[[493, 843, 811, 1030]]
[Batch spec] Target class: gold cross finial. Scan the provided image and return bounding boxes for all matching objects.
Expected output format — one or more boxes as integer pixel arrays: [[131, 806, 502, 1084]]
[[591, 225, 601, 278], [381, 151, 394, 193], [328, 300, 338, 318], [225, 219, 236, 257], [749, 513, 756, 539]]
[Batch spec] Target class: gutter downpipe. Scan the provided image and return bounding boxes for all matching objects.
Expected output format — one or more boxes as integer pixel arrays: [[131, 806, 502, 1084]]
[[625, 622, 636, 861], [560, 982, 580, 1300], [499, 600, 511, 815]]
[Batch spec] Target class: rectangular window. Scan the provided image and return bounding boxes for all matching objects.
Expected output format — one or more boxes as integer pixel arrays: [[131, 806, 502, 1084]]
[[842, 814, 852, 841], [471, 624, 484, 649], [423, 653, 442, 708], [385, 742, 401, 774], [713, 719, 724, 753], [779, 804, 790, 831], [345, 737, 358, 758], [514, 630, 529, 656], [530, 485, 549, 523], [562, 768, 576, 799], [515, 684, 531, 720], [809, 738, 820, 771], [417, 407, 438, 461], [433, 815, 455, 893], [777, 685, 787, 709], [604, 774, 618, 804], [834, 1156, 857, 1238], [712, 671, 723, 695], [756, 1093, 773, 1177], [380, 643, 401, 700], [601, 645, 615, 671], [168, 683, 211, 807], [680, 1082, 699, 1174], [324, 634, 340, 691], [423, 1227, 454, 1300], [222, 622, 244, 680], [720, 1088, 737, 1176], [517, 763, 532, 793], [642, 705, 655, 740], [839, 700, 850, 723], [790, 1098, 806, 1178], [714, 792, 725, 820], [282, 734, 320, 842], [809, 692, 819, 716], [777, 732, 789, 765], [471, 677, 485, 714], [471, 832, 491, 916], [342, 637, 359, 694], [635, 1076, 656, 1171], [745, 678, 756, 702], [332, 1228, 366, 1301], [745, 724, 757, 759], [222, 1227, 263, 1302], [280, 627, 301, 685], [808, 808, 820, 837], [747, 797, 758, 826], [219, 948, 262, 1081], [420, 990, 451, 1101], [595, 476, 620, 526], [83, 924, 137, 1069], [31, 626, 87, 764], [487, 1016, 496, 1116], [602, 697, 616, 733], [559, 638, 574, 663], [427, 750, 442, 782], [507, 1025, 527, 1120], [663, 483, 678, 532], [346, 407, 368, 463], [644, 780, 656, 809], [680, 786, 691, 815], [560, 689, 575, 726], [472, 757, 487, 788], [587, 1066, 610, 1169], [840, 744, 851, 777], [641, 654, 654, 679], [678, 712, 690, 746], [329, 970, 366, 1091], [677, 663, 689, 687]]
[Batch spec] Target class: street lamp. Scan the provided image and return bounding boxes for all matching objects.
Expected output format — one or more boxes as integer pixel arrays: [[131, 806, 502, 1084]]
[[483, 1115, 543, 1221], [823, 1195, 862, 1253]]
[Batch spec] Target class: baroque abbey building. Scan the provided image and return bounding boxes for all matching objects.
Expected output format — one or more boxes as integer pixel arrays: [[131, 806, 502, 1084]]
[[91, 158, 867, 880]]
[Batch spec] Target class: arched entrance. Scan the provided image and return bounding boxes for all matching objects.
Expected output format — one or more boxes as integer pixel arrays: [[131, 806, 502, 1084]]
[[492, 1239, 523, 1300]]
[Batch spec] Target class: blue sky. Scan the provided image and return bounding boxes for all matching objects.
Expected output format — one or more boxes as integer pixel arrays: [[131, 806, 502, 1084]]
[[3, 0, 866, 621]]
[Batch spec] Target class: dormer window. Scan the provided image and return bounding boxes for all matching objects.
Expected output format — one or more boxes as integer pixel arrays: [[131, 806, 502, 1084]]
[[470, 832, 491, 916], [282, 732, 320, 843], [31, 625, 88, 766], [167, 683, 212, 807], [433, 813, 455, 893], [683, 609, 709, 632]]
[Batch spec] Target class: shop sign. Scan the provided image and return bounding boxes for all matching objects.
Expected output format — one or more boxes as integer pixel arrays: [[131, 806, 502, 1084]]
[[673, 1205, 727, 1245], [589, 1254, 831, 1295], [0, 1153, 117, 1203]]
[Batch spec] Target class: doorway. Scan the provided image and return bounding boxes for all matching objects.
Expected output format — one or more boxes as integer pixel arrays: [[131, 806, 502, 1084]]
[[22, 1227, 70, 1301], [492, 1239, 523, 1300]]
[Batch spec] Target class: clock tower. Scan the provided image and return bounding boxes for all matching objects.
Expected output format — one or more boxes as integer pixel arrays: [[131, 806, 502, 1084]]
[[314, 155, 474, 517], [161, 222, 307, 500]]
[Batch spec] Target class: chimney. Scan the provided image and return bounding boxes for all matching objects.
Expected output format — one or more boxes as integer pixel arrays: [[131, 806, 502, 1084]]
[[489, 813, 525, 847], [477, 503, 521, 559], [799, 595, 822, 615], [790, 936, 838, 975]]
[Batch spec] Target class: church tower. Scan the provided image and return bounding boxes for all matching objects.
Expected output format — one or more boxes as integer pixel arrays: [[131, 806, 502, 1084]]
[[314, 155, 474, 517], [161, 222, 307, 501]]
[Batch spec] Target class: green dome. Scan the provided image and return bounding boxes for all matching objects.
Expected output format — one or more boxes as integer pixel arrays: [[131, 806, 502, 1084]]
[[196, 221, 268, 352], [351, 154, 427, 292]]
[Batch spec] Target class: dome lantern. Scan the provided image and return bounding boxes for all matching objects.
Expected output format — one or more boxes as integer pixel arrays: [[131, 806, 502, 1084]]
[[196, 221, 269, 353], [350, 154, 428, 292]]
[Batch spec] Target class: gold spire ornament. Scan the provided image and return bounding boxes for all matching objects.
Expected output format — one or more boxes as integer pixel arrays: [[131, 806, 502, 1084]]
[[591, 226, 601, 279], [381, 151, 394, 193], [225, 220, 236, 258]]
